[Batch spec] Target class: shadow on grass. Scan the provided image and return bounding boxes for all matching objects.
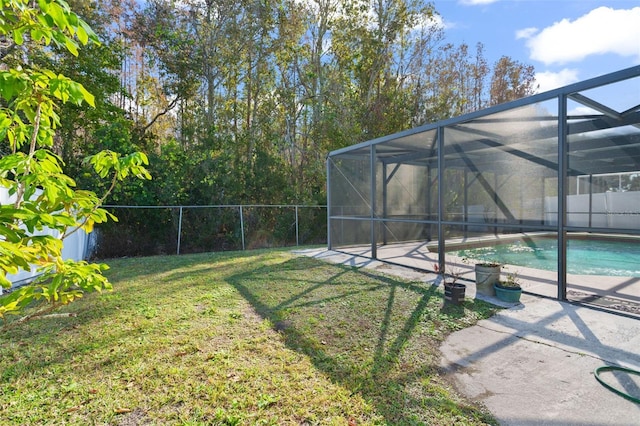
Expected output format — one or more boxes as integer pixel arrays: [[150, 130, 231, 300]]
[[226, 256, 495, 424], [0, 250, 495, 424]]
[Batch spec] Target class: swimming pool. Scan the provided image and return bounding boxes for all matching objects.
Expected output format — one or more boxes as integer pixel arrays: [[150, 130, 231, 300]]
[[454, 238, 640, 277]]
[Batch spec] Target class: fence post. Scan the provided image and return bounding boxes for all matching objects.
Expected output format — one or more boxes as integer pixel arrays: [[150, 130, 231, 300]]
[[177, 206, 183, 255], [295, 205, 299, 246], [239, 205, 245, 250]]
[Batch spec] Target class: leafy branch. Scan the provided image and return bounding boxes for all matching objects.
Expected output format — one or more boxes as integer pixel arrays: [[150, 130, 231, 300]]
[[0, 0, 151, 325]]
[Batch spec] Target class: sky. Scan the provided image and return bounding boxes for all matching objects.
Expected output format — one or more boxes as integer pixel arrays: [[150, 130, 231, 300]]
[[432, 0, 640, 94]]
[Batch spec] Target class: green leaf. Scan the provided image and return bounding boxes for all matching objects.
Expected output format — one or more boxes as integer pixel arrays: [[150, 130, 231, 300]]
[[30, 27, 49, 44], [64, 37, 79, 56], [80, 21, 100, 44], [0, 114, 11, 131], [46, 2, 68, 30], [0, 72, 17, 101], [79, 84, 95, 107], [12, 28, 24, 45], [0, 273, 12, 291], [76, 22, 88, 44], [37, 0, 49, 12]]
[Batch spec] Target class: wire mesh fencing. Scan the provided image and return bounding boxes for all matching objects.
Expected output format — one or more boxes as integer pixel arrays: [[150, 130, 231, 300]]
[[90, 205, 327, 259]]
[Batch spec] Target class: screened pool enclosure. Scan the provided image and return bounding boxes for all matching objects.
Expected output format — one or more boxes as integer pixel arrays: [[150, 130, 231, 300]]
[[327, 66, 640, 315]]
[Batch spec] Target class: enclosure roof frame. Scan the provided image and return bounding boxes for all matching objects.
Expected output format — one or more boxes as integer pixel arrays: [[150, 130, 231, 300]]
[[328, 65, 640, 158]]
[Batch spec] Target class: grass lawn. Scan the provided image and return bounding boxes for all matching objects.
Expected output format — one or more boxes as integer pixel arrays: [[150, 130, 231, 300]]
[[1, 249, 498, 425]]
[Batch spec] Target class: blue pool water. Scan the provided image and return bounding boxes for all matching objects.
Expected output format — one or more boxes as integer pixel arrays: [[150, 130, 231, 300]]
[[455, 238, 640, 277]]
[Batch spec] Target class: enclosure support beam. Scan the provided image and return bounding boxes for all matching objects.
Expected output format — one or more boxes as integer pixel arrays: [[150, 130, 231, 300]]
[[557, 95, 568, 301], [519, 175, 523, 226], [541, 176, 546, 224], [494, 173, 498, 235], [370, 145, 377, 259], [326, 159, 332, 250], [588, 174, 593, 228], [240, 206, 245, 251], [426, 166, 432, 240], [177, 206, 183, 255], [295, 206, 299, 246], [382, 163, 388, 245], [463, 169, 468, 238], [437, 127, 445, 273]]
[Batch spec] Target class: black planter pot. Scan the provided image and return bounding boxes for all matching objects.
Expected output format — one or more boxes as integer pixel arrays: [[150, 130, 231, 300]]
[[444, 282, 466, 304]]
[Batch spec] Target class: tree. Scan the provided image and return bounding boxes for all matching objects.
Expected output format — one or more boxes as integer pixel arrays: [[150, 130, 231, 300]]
[[489, 56, 538, 106], [330, 0, 437, 138], [132, 0, 202, 142], [89, 0, 537, 214], [0, 0, 151, 323]]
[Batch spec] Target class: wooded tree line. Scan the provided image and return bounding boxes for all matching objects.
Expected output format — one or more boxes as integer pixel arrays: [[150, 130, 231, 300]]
[[9, 0, 537, 207]]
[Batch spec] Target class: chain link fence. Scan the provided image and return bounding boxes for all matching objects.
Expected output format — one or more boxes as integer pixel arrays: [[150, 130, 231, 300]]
[[90, 205, 327, 259]]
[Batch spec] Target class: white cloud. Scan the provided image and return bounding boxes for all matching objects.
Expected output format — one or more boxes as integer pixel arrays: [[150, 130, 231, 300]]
[[568, 105, 600, 116], [535, 69, 579, 92], [459, 0, 499, 5], [515, 27, 537, 40], [523, 6, 640, 65]]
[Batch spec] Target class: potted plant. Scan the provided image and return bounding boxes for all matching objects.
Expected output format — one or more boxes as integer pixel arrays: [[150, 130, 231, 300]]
[[473, 261, 502, 296], [494, 272, 522, 303], [442, 265, 466, 305]]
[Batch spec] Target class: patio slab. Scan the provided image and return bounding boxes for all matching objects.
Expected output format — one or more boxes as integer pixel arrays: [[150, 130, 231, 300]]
[[440, 293, 640, 425]]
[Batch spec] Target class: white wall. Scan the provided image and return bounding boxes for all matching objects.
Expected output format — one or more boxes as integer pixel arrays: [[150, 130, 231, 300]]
[[545, 191, 640, 229], [1, 187, 88, 292]]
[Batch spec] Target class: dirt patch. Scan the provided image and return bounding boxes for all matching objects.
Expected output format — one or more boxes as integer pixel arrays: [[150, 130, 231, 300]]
[[115, 408, 151, 426]]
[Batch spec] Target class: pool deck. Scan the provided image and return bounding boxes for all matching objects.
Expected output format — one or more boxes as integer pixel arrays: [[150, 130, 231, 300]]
[[295, 247, 640, 425], [330, 240, 640, 315]]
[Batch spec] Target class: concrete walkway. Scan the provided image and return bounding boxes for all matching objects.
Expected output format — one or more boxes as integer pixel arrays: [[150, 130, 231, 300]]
[[440, 293, 640, 425], [295, 248, 640, 426]]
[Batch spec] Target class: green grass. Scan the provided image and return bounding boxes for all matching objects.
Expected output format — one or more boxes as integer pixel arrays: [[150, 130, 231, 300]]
[[0, 249, 498, 425]]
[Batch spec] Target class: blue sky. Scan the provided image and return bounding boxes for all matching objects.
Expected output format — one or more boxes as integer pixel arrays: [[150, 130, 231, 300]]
[[432, 0, 640, 93]]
